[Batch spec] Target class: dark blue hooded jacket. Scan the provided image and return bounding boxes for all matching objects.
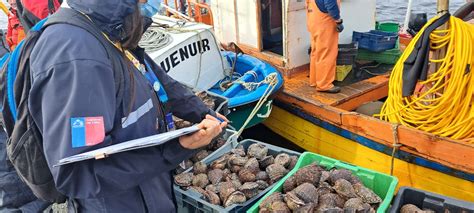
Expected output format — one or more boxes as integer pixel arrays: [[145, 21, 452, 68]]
[[315, 0, 341, 20], [28, 0, 214, 212]]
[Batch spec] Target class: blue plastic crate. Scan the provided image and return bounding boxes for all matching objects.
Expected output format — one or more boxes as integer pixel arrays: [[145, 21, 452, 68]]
[[352, 30, 398, 52]]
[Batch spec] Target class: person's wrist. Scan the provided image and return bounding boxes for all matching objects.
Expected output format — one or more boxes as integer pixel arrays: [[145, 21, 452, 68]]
[[178, 136, 193, 150]]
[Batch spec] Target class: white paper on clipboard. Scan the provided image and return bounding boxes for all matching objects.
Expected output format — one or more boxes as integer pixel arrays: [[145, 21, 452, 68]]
[[55, 125, 200, 167]]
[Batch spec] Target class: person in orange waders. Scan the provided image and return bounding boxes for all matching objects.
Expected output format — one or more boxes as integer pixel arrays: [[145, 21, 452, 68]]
[[306, 0, 344, 93], [6, 0, 25, 50]]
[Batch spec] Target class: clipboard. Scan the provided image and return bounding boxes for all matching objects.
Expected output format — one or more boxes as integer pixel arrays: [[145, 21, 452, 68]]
[[55, 125, 200, 167]]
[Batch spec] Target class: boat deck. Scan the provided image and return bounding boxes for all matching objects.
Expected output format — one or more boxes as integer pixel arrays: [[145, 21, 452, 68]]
[[282, 71, 390, 111]]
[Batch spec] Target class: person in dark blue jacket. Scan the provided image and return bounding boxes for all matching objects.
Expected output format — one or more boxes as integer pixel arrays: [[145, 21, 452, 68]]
[[28, 0, 227, 212]]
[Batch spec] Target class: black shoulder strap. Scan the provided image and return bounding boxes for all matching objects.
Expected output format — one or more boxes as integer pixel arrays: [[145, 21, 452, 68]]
[[15, 0, 39, 32], [47, 0, 57, 15], [44, 8, 125, 110]]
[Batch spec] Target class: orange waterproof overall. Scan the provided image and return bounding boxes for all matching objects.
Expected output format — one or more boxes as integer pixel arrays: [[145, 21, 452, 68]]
[[306, 0, 339, 90]]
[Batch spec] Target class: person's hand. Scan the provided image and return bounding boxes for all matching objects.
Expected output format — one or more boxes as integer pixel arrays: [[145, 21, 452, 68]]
[[179, 115, 227, 149], [336, 19, 344, 33], [216, 112, 229, 124]]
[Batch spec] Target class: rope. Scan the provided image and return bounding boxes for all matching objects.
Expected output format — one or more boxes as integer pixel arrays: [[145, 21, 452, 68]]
[[139, 26, 173, 52], [390, 124, 402, 176], [377, 15, 474, 143], [229, 73, 279, 141]]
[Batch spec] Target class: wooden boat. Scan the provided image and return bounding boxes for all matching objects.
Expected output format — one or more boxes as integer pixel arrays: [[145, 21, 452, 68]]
[[161, 0, 474, 202]]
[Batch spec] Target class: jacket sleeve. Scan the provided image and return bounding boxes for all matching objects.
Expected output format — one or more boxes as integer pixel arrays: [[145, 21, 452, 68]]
[[145, 54, 216, 124], [28, 59, 194, 199], [324, 0, 341, 20]]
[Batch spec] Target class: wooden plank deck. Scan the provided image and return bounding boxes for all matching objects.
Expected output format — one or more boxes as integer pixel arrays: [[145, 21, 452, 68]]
[[282, 71, 390, 110]]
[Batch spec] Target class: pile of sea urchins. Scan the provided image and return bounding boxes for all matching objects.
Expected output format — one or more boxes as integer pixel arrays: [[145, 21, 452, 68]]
[[174, 143, 299, 208], [258, 163, 382, 212]]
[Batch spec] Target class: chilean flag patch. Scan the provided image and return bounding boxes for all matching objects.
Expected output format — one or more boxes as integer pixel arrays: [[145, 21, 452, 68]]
[[71, 117, 105, 148]]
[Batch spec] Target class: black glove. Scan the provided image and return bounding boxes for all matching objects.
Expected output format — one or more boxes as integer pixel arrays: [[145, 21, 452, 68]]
[[336, 19, 344, 33]]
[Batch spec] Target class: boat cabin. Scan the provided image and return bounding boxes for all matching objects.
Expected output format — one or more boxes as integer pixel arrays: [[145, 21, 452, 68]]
[[209, 0, 376, 76]]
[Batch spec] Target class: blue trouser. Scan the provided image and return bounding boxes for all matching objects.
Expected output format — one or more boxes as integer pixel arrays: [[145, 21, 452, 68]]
[[0, 130, 50, 212]]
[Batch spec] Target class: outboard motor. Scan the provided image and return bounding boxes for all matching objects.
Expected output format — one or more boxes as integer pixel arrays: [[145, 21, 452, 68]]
[[409, 13, 428, 32]]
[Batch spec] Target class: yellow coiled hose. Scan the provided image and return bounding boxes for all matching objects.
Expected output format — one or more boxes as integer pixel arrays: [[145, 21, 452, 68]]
[[377, 15, 474, 143]]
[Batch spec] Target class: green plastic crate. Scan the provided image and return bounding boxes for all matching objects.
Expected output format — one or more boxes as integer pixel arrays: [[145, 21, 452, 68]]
[[357, 48, 402, 65], [376, 22, 400, 33], [247, 152, 399, 213]]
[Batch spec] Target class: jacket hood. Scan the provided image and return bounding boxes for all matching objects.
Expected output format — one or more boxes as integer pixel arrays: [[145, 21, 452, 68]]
[[66, 0, 138, 41]]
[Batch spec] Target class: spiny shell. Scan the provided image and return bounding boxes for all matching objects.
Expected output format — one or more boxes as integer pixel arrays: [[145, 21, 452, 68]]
[[317, 193, 339, 210], [329, 169, 356, 185], [230, 165, 242, 173], [244, 158, 260, 174], [231, 147, 246, 156], [238, 169, 257, 183], [353, 183, 382, 204], [204, 190, 221, 205], [364, 204, 376, 213], [232, 179, 242, 189], [256, 180, 270, 190], [400, 204, 424, 213], [240, 182, 259, 199], [317, 207, 343, 213], [259, 192, 284, 209], [229, 173, 239, 180], [270, 201, 291, 213], [222, 168, 231, 176], [295, 203, 316, 213], [317, 184, 333, 196], [288, 155, 299, 170], [174, 172, 193, 187], [285, 192, 306, 210], [211, 138, 226, 150], [205, 184, 219, 194], [174, 116, 192, 129], [196, 91, 216, 110], [274, 153, 291, 168], [294, 163, 322, 186], [175, 160, 193, 174], [334, 194, 346, 208], [193, 162, 208, 175], [259, 156, 275, 169], [320, 171, 331, 183], [189, 186, 207, 195], [293, 183, 319, 204], [333, 179, 357, 199], [343, 198, 365, 211], [219, 182, 236, 202], [208, 169, 224, 185], [192, 174, 209, 188], [247, 144, 268, 160], [256, 171, 269, 181], [228, 155, 248, 166], [210, 155, 228, 170], [283, 175, 297, 193], [191, 150, 209, 162], [224, 191, 247, 207], [266, 164, 288, 182]]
